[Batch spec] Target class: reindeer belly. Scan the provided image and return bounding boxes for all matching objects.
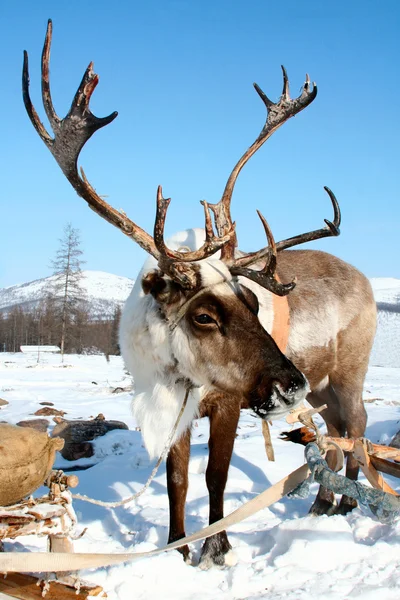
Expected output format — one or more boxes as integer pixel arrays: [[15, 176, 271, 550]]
[[286, 341, 336, 390]]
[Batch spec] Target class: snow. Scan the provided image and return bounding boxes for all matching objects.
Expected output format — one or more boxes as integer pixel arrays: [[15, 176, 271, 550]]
[[0, 352, 399, 599]]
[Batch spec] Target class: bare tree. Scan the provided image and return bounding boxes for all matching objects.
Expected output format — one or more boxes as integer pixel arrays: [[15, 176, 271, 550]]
[[49, 223, 86, 360]]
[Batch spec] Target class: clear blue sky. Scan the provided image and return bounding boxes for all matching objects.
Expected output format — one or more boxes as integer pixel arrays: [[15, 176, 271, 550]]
[[1, 0, 399, 288]]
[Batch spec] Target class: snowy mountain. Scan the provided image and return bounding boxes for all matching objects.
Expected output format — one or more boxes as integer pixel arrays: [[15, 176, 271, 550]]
[[0, 271, 135, 319]]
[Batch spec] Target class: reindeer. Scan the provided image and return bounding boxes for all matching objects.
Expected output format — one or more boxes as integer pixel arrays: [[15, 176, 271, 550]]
[[23, 21, 376, 568]]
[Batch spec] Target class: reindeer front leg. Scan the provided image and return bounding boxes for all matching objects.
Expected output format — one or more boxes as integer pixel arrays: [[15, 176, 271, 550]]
[[200, 399, 241, 568], [167, 429, 191, 562]]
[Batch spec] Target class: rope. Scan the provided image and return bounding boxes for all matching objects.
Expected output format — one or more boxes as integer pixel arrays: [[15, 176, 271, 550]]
[[305, 442, 400, 523], [70, 386, 190, 508]]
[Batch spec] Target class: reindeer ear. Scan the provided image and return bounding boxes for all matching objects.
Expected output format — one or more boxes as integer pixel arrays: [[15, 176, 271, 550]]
[[142, 270, 168, 301], [142, 270, 183, 305], [238, 284, 260, 316]]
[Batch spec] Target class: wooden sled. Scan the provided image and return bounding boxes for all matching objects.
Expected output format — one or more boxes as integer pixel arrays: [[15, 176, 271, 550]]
[[0, 471, 106, 599], [284, 404, 400, 506]]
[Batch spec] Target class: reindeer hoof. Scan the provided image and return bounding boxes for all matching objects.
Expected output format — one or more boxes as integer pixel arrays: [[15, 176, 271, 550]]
[[178, 544, 191, 563], [168, 539, 191, 563], [335, 497, 357, 516], [199, 533, 233, 568], [309, 497, 336, 516], [199, 550, 237, 570], [222, 549, 238, 567]]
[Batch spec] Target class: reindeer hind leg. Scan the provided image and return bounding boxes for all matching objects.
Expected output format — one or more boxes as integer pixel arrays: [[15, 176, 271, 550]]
[[306, 387, 345, 516], [329, 374, 367, 516]]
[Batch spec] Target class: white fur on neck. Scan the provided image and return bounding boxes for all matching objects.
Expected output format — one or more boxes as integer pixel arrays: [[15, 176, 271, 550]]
[[133, 383, 202, 459]]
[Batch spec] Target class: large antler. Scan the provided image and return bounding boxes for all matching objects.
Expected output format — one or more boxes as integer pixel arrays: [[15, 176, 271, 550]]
[[22, 20, 234, 289], [208, 69, 340, 296], [209, 67, 318, 263]]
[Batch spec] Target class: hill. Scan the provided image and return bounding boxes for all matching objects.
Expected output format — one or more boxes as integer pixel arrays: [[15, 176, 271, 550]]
[[0, 271, 134, 319]]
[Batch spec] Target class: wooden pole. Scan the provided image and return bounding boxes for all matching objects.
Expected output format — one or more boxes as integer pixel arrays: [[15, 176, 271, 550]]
[[261, 421, 275, 461]]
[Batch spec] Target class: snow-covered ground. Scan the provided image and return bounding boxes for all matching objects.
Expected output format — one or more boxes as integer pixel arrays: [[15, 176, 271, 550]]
[[0, 352, 399, 599]]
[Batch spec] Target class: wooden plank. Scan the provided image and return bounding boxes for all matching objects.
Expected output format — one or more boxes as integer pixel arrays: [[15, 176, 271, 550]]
[[353, 440, 398, 496], [373, 449, 400, 461], [370, 455, 400, 479], [0, 573, 105, 599]]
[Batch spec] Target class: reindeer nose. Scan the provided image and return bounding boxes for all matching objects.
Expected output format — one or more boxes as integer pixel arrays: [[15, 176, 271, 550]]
[[272, 371, 310, 406]]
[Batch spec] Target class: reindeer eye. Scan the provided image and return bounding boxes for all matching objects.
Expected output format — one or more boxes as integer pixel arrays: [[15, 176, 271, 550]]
[[194, 314, 215, 325]]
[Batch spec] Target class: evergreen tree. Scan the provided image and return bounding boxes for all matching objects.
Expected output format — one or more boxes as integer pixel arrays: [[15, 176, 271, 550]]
[[49, 223, 86, 360], [111, 305, 121, 356]]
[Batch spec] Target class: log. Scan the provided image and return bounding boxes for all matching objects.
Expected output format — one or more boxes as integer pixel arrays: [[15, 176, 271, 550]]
[[0, 573, 105, 599], [52, 414, 128, 461]]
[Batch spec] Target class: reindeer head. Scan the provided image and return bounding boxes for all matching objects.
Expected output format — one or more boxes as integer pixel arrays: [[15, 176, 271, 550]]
[[23, 20, 341, 431], [130, 251, 308, 419]]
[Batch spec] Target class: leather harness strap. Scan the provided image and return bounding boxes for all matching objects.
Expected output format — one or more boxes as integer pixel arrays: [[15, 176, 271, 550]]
[[0, 464, 310, 573], [271, 279, 290, 352]]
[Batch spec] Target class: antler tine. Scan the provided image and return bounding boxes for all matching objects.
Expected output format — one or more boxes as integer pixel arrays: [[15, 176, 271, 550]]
[[275, 186, 340, 252], [22, 50, 52, 145], [40, 19, 60, 130], [211, 67, 318, 264], [154, 187, 234, 265], [233, 187, 341, 270], [281, 66, 290, 100], [231, 211, 296, 297]]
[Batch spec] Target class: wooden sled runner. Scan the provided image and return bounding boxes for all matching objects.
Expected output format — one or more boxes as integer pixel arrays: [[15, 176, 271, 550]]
[[0, 574, 104, 600]]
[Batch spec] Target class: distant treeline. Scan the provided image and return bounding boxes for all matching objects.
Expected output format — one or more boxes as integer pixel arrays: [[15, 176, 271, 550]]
[[0, 299, 121, 356], [376, 302, 400, 314]]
